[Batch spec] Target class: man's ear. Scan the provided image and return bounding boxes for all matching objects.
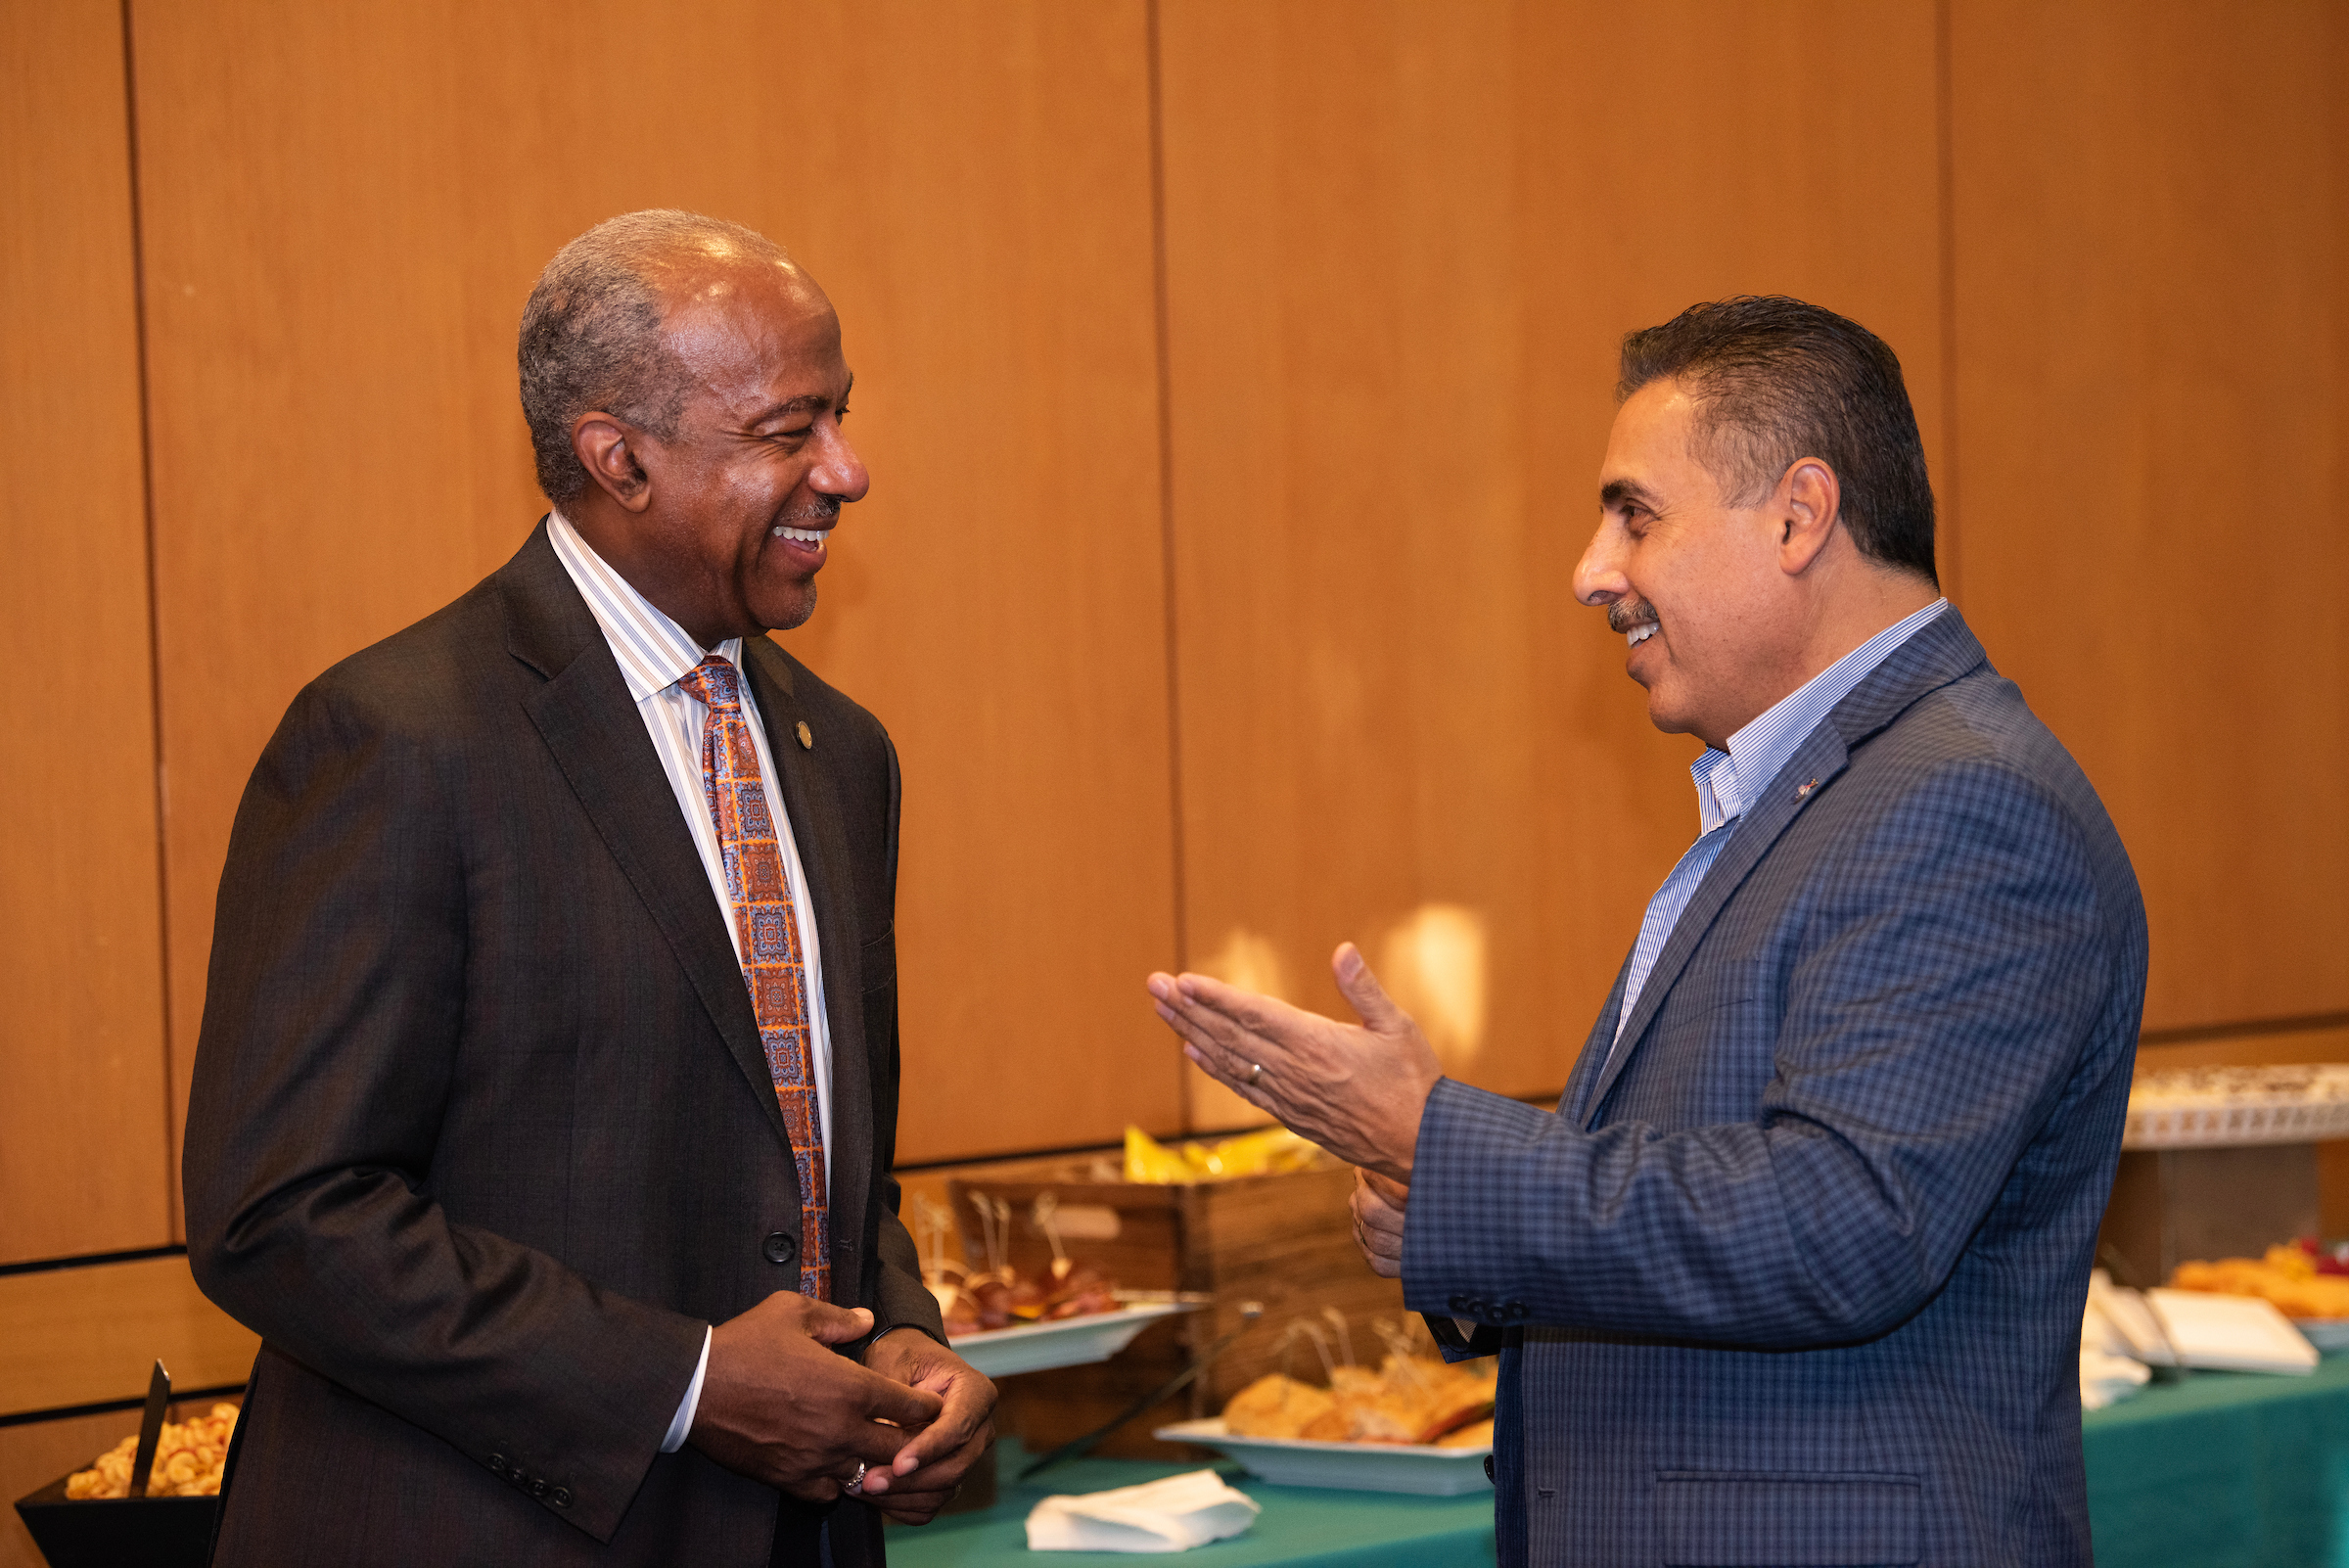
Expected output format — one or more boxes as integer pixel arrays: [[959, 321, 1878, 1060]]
[[573, 412, 654, 513], [1775, 457, 1841, 575]]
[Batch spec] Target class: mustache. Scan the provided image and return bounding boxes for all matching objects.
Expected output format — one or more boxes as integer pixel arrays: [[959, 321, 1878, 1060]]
[[1606, 599, 1660, 634], [781, 497, 843, 528]]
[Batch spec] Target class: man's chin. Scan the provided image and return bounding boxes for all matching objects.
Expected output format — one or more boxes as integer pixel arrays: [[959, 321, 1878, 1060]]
[[756, 585, 819, 634]]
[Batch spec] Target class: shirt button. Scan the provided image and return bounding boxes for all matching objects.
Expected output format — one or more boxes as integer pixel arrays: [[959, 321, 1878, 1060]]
[[762, 1231, 798, 1265]]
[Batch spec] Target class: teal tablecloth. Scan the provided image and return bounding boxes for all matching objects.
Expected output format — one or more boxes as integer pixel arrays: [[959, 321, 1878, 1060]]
[[2084, 1352, 2349, 1567], [893, 1361, 2349, 1568], [885, 1442, 1494, 1568]]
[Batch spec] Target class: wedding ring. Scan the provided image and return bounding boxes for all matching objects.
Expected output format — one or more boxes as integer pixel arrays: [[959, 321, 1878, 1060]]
[[847, 1460, 869, 1495], [1249, 1062, 1266, 1086]]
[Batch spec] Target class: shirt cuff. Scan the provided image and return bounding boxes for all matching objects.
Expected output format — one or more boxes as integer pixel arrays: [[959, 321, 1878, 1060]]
[[661, 1326, 713, 1454]]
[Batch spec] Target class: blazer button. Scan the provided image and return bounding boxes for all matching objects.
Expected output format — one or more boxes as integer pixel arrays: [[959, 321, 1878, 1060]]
[[1448, 1295, 1469, 1314], [551, 1486, 572, 1508], [530, 1478, 548, 1499], [762, 1231, 798, 1265], [1484, 1454, 1497, 1483], [487, 1453, 508, 1477]]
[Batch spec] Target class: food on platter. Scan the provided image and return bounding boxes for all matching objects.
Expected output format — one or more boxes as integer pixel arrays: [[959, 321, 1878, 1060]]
[[1219, 1314, 1497, 1447], [66, 1404, 239, 1499], [2169, 1241, 2349, 1319], [916, 1191, 1125, 1337], [1124, 1124, 1322, 1184], [1222, 1374, 1338, 1439], [1436, 1418, 1496, 1450]]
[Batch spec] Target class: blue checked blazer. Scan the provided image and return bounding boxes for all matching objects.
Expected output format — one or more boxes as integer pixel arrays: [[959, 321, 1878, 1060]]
[[1405, 609, 2147, 1567]]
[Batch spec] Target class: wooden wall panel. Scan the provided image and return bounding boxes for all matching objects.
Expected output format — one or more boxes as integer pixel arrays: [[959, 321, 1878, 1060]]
[[1949, 0, 2349, 1033], [0, 1256, 257, 1418], [1157, 0, 1947, 1119], [0, 0, 173, 1262], [129, 0, 1177, 1180]]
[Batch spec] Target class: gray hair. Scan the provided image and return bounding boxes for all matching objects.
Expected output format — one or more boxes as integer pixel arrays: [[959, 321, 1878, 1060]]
[[517, 209, 786, 502]]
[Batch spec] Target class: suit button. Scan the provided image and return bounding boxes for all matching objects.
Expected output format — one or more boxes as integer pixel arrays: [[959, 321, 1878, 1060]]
[[763, 1231, 798, 1265], [487, 1453, 508, 1477], [1448, 1295, 1469, 1313], [551, 1487, 572, 1508], [1504, 1302, 1528, 1321], [530, 1478, 548, 1499], [1484, 1454, 1496, 1483]]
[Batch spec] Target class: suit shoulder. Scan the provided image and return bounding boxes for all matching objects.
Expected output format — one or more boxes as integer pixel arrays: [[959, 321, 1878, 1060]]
[[279, 574, 515, 750]]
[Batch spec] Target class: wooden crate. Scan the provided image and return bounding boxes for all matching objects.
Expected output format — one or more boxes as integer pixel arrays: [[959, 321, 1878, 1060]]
[[945, 1163, 1406, 1460]]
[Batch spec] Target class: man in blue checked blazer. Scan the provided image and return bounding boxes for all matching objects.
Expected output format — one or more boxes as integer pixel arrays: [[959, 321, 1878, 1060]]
[[1151, 297, 2146, 1567]]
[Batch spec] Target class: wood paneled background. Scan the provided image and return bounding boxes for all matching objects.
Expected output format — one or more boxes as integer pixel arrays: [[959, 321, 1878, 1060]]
[[2, 0, 2342, 1550]]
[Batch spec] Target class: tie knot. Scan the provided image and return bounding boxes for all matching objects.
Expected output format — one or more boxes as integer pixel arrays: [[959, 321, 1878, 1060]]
[[677, 654, 743, 713]]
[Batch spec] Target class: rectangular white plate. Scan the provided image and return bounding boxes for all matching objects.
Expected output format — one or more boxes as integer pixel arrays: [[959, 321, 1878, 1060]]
[[1152, 1417, 1494, 1496], [946, 1296, 1197, 1378]]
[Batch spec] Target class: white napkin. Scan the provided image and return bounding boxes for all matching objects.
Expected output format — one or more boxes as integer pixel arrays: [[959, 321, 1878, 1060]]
[[1025, 1468, 1262, 1553]]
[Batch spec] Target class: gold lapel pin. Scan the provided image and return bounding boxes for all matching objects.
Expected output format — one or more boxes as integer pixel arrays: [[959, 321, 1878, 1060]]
[[1796, 777, 1819, 799], [795, 721, 813, 750]]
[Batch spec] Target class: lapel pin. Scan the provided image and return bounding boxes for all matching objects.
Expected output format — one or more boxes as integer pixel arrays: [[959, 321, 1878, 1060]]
[[795, 721, 813, 751], [1796, 778, 1818, 799]]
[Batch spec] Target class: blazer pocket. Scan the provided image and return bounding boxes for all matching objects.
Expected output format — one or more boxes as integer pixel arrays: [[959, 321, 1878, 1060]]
[[1655, 1470, 1920, 1567], [858, 922, 896, 994]]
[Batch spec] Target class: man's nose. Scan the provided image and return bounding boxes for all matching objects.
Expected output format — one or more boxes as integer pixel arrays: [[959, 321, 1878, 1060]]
[[1572, 524, 1626, 607], [811, 423, 871, 503]]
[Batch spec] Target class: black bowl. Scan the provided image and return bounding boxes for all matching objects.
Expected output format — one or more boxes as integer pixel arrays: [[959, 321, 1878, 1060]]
[[14, 1475, 219, 1568]]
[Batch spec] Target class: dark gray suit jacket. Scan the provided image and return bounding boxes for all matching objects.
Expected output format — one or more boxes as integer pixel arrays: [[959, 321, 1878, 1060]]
[[184, 524, 943, 1566], [1409, 611, 2147, 1567]]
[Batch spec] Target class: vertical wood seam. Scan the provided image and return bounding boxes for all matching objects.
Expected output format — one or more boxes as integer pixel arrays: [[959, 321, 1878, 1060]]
[[1934, 0, 1962, 607], [1145, 0, 1195, 1127], [117, 0, 178, 1238]]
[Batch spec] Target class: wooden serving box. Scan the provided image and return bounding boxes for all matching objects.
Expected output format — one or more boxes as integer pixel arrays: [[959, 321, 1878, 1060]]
[[946, 1161, 1405, 1459]]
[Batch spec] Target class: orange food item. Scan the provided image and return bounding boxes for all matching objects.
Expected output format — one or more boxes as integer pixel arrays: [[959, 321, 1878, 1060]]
[[66, 1405, 240, 1499]]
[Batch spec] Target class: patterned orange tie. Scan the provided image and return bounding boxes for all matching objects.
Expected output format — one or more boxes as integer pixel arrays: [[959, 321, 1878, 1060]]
[[676, 655, 830, 1302]]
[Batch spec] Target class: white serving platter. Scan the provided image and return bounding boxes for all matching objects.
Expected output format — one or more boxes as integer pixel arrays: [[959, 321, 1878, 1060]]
[[1152, 1418, 1495, 1496], [946, 1294, 1198, 1378], [2295, 1317, 2349, 1354]]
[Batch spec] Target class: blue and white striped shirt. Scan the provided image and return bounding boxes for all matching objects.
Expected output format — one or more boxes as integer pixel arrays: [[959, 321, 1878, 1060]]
[[1609, 598, 1951, 1058], [546, 512, 839, 1453]]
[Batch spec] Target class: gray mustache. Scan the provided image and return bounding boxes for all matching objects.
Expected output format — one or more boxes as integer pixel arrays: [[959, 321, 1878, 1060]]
[[1607, 600, 1659, 634]]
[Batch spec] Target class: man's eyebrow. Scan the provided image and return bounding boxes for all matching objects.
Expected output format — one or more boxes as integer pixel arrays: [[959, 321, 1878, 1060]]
[[1599, 478, 1655, 510], [748, 377, 852, 427]]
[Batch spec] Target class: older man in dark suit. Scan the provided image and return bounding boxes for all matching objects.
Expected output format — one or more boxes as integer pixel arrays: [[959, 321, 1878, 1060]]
[[185, 211, 992, 1566], [1152, 298, 2146, 1566]]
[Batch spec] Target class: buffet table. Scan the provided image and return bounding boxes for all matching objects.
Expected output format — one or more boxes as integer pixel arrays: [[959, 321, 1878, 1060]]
[[893, 1361, 2349, 1568]]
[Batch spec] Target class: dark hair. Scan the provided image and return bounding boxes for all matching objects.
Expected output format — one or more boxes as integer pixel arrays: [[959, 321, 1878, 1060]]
[[1618, 296, 1937, 585], [517, 210, 784, 503]]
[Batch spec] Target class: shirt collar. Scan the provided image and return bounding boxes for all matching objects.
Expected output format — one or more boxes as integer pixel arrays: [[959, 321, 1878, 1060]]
[[1690, 597, 1951, 835], [545, 510, 742, 702]]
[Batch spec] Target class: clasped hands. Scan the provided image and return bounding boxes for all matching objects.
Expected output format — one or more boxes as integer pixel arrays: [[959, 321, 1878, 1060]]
[[1146, 941, 1438, 1280], [690, 1291, 994, 1525]]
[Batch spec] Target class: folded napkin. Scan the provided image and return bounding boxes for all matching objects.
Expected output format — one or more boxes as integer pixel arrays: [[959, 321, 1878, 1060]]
[[1025, 1469, 1262, 1553]]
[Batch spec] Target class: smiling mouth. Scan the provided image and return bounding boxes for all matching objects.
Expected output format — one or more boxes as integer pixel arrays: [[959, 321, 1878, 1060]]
[[1607, 599, 1661, 649], [770, 525, 829, 546]]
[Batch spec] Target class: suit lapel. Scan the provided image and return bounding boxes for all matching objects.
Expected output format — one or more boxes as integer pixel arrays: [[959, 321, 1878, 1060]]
[[742, 635, 875, 1273], [1574, 608, 1994, 1129], [1577, 725, 1851, 1127], [499, 526, 796, 1160]]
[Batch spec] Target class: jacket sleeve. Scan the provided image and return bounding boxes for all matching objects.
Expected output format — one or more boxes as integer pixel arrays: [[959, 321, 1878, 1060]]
[[1402, 757, 2132, 1349], [183, 679, 702, 1545]]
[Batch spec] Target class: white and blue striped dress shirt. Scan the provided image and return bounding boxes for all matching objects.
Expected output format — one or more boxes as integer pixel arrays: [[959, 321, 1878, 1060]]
[[1607, 598, 1951, 1064], [547, 510, 838, 1451]]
